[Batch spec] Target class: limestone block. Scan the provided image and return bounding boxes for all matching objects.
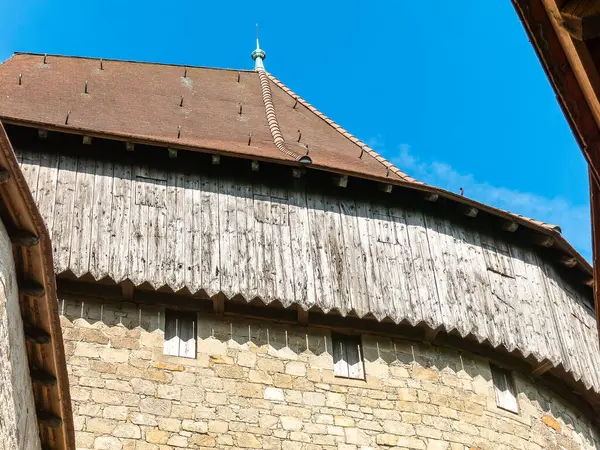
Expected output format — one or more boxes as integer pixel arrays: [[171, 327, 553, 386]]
[[93, 435, 123, 449], [113, 423, 141, 439], [139, 398, 172, 417]]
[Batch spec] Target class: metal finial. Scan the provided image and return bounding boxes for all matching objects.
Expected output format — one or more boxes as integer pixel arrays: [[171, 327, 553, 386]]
[[43, 54, 47, 64], [248, 133, 252, 146], [359, 146, 364, 159], [180, 96, 184, 107], [184, 67, 187, 78], [293, 98, 298, 109], [239, 104, 243, 116], [237, 72, 241, 83], [100, 59, 103, 70], [18, 73, 22, 85], [460, 187, 464, 196], [177, 126, 181, 139], [251, 24, 266, 71], [65, 110, 71, 125], [84, 80, 88, 94], [297, 130, 302, 142]]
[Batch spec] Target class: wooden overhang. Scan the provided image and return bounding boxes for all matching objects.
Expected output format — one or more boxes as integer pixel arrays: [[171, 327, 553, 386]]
[[0, 122, 75, 449], [0, 53, 593, 305], [511, 0, 600, 336]]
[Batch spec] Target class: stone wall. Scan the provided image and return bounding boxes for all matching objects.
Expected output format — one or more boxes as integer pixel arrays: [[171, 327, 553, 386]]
[[61, 296, 600, 450], [0, 219, 41, 450]]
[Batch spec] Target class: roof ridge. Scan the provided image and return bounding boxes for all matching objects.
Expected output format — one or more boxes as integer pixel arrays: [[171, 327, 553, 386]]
[[11, 52, 255, 73], [266, 72, 421, 184], [257, 70, 308, 162]]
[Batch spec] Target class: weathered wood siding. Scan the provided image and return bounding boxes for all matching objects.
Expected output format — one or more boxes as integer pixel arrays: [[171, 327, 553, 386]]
[[17, 149, 600, 393]]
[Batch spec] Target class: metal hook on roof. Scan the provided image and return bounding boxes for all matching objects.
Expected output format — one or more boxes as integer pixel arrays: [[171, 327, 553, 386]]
[[183, 67, 188, 78], [293, 97, 298, 109], [65, 110, 71, 125], [84, 80, 88, 94], [177, 126, 181, 139], [305, 144, 310, 156], [386, 166, 390, 177], [237, 72, 241, 83], [297, 130, 302, 142], [248, 132, 252, 146], [43, 54, 47, 64], [359, 146, 364, 159], [180, 95, 184, 107], [100, 59, 103, 70], [239, 104, 243, 116], [18, 73, 21, 86], [460, 187, 464, 196]]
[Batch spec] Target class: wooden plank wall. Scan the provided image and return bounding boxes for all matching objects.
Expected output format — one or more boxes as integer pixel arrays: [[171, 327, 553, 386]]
[[16, 149, 600, 393]]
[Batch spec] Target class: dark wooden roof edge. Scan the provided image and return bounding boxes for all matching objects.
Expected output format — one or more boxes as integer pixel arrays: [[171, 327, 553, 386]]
[[11, 51, 256, 73], [0, 121, 75, 449], [510, 0, 600, 333]]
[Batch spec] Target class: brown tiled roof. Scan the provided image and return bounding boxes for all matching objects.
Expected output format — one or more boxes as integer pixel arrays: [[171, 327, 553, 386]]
[[0, 53, 591, 276]]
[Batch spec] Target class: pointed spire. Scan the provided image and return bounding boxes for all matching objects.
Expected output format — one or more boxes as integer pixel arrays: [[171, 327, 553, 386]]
[[251, 24, 266, 71]]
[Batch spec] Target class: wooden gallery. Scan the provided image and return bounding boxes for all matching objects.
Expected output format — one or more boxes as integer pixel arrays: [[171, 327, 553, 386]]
[[0, 48, 599, 450]]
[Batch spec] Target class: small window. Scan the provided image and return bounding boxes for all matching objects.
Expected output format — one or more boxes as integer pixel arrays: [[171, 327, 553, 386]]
[[332, 333, 364, 380], [164, 310, 197, 358], [491, 365, 518, 413]]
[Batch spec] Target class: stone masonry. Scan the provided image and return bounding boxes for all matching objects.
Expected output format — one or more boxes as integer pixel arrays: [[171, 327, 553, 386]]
[[61, 296, 600, 450]]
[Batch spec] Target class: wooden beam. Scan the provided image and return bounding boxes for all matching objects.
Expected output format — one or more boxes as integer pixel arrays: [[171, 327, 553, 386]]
[[532, 360, 554, 377], [213, 293, 225, 315], [10, 230, 39, 247], [0, 168, 10, 184], [502, 221, 519, 232], [20, 280, 45, 297], [591, 173, 600, 337], [120, 280, 135, 302], [561, 0, 600, 41], [423, 327, 441, 343]]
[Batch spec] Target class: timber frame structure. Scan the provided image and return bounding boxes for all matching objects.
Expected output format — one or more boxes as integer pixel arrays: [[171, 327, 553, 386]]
[[512, 0, 600, 336], [0, 122, 75, 449]]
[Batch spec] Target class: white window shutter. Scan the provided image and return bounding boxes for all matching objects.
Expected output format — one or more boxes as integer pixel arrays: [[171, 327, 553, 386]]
[[333, 338, 349, 378], [347, 341, 364, 380], [332, 334, 364, 380], [178, 316, 196, 358], [164, 314, 180, 357], [491, 365, 518, 413]]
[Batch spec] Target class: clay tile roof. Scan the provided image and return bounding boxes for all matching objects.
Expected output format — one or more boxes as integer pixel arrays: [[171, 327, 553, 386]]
[[0, 52, 590, 275]]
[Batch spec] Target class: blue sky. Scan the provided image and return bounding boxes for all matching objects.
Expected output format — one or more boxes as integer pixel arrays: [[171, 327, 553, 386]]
[[0, 1, 591, 259]]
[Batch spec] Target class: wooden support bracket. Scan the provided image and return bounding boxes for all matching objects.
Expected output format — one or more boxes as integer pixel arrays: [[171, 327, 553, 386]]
[[533, 235, 554, 248], [502, 221, 519, 232], [37, 410, 63, 428], [168, 148, 178, 159], [558, 255, 578, 268], [532, 360, 553, 377], [423, 193, 439, 202], [423, 327, 441, 343], [10, 230, 40, 247], [213, 294, 225, 315], [379, 183, 393, 194], [461, 205, 479, 218], [120, 280, 135, 302], [24, 326, 51, 344], [30, 369, 57, 386], [82, 136, 92, 145], [560, 0, 600, 41], [297, 306, 309, 326], [334, 175, 348, 188], [20, 280, 45, 297], [0, 168, 10, 184], [126, 142, 135, 152], [251, 160, 260, 172], [212, 155, 220, 165], [292, 168, 305, 178], [585, 277, 594, 288], [37, 129, 47, 139]]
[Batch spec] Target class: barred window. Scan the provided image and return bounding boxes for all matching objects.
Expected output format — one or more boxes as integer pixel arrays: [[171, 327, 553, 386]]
[[332, 333, 364, 380]]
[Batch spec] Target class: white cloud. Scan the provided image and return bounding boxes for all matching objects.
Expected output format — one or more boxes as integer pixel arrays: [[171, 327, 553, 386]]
[[389, 144, 592, 261]]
